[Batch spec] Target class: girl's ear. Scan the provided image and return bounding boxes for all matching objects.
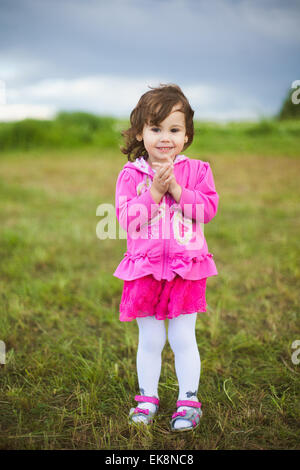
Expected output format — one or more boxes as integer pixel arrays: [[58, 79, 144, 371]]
[[136, 134, 143, 142], [184, 135, 188, 143]]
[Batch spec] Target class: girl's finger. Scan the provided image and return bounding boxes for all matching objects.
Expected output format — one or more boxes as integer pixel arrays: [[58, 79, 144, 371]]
[[154, 160, 173, 170], [153, 159, 173, 168], [159, 163, 173, 177], [159, 172, 172, 185], [162, 166, 174, 179], [160, 172, 174, 185]]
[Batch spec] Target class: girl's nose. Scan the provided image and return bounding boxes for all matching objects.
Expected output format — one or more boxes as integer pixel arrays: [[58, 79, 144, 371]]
[[160, 133, 171, 142]]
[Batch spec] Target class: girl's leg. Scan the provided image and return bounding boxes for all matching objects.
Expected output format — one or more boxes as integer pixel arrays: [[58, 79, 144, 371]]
[[168, 313, 201, 429], [133, 316, 166, 423]]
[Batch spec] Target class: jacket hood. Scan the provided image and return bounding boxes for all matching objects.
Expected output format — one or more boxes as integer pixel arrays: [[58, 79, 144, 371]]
[[123, 154, 188, 177]]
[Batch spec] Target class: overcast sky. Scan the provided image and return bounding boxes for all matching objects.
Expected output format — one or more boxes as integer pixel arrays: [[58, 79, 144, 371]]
[[0, 0, 299, 122]]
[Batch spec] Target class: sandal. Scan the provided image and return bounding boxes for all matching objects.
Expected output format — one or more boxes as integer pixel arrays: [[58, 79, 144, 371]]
[[170, 400, 202, 432], [129, 395, 159, 425]]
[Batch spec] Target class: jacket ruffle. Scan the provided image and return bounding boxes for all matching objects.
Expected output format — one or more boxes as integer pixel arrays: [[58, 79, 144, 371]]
[[113, 252, 218, 282]]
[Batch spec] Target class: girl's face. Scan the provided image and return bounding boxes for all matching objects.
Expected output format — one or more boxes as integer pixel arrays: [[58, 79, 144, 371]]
[[136, 105, 188, 163]]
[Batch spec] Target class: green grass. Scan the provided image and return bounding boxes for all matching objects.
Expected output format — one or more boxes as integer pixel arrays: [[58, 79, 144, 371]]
[[1, 114, 300, 158], [0, 141, 299, 449]]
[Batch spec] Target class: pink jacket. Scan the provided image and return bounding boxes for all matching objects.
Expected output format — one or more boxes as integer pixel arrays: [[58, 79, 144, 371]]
[[113, 154, 219, 282]]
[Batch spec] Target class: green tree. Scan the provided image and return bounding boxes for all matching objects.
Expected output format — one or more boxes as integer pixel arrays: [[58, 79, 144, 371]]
[[278, 85, 300, 120]]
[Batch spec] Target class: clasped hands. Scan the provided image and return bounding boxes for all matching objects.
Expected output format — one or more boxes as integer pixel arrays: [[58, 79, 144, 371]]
[[151, 158, 182, 203]]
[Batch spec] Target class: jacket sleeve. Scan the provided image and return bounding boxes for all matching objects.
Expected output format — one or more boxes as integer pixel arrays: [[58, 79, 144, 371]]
[[115, 169, 160, 233], [178, 161, 219, 224]]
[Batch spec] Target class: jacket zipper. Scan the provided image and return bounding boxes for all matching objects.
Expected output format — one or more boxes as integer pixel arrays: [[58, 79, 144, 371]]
[[162, 193, 170, 279]]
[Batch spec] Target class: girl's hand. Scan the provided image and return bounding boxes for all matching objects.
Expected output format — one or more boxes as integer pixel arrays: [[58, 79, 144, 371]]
[[152, 160, 178, 195], [152, 161, 174, 195]]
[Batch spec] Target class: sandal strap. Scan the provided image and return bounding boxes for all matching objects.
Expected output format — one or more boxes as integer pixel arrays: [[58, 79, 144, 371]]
[[134, 407, 150, 415], [135, 395, 159, 405], [170, 408, 201, 430], [129, 405, 157, 424], [177, 400, 201, 409], [172, 409, 201, 420]]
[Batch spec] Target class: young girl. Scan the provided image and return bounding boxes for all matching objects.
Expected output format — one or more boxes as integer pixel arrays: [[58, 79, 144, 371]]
[[113, 83, 219, 431]]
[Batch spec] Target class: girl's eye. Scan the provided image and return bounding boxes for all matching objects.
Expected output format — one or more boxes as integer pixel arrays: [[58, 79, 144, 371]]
[[151, 128, 179, 133]]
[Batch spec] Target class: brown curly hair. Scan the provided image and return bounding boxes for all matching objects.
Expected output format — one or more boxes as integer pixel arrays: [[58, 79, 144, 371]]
[[120, 83, 194, 162]]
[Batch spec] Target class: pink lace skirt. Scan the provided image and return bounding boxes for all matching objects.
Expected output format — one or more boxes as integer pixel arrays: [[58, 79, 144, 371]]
[[119, 274, 207, 322]]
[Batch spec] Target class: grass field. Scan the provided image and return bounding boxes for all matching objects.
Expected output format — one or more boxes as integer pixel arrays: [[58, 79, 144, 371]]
[[0, 126, 300, 449]]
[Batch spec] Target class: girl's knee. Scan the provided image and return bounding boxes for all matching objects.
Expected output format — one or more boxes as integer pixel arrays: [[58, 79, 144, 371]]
[[168, 317, 198, 354], [168, 334, 198, 356], [168, 331, 190, 354], [139, 329, 166, 353]]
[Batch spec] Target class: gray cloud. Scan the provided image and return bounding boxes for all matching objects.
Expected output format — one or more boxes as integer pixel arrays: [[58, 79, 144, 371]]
[[1, 0, 300, 119]]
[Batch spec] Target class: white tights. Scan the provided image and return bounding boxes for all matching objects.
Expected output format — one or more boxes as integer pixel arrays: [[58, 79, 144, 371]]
[[135, 313, 201, 428]]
